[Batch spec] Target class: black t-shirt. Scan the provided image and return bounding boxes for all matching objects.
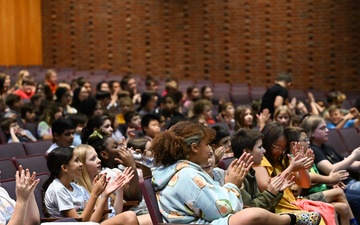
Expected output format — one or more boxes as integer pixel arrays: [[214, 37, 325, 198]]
[[311, 143, 353, 184], [260, 84, 288, 117]]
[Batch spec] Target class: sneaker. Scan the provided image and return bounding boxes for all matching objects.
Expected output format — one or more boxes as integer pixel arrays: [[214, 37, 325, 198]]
[[295, 211, 321, 225]]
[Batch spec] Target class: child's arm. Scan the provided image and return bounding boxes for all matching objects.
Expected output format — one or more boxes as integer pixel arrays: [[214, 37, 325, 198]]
[[309, 169, 349, 185], [9, 126, 20, 143]]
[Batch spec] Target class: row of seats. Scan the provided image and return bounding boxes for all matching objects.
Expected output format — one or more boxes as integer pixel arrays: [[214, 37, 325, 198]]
[[0, 140, 52, 159], [326, 127, 360, 157], [0, 154, 49, 181]]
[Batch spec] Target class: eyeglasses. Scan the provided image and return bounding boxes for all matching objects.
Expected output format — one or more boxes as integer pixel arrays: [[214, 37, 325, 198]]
[[299, 138, 310, 143], [272, 144, 286, 151]]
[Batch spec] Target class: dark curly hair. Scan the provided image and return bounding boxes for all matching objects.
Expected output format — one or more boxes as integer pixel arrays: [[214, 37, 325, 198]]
[[150, 121, 215, 166]]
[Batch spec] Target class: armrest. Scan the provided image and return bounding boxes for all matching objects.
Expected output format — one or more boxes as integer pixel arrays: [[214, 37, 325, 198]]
[[123, 200, 140, 211]]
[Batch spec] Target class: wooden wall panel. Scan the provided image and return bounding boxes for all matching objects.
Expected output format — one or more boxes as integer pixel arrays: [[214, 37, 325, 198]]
[[0, 0, 42, 66], [40, 0, 360, 92]]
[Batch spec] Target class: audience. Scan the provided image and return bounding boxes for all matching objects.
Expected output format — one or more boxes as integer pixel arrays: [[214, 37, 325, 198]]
[[0, 68, 359, 225]]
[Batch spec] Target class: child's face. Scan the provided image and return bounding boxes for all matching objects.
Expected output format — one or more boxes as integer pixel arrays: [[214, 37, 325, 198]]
[[65, 152, 83, 179], [104, 137, 123, 167], [247, 139, 265, 165], [61, 91, 72, 105], [163, 97, 176, 112], [243, 109, 253, 127], [49, 73, 58, 84], [23, 82, 34, 94], [276, 111, 290, 127], [218, 136, 231, 150], [191, 88, 200, 99], [144, 120, 160, 138], [329, 109, 342, 124], [119, 101, 132, 114], [56, 129, 75, 147], [223, 105, 235, 118], [297, 132, 310, 153], [79, 87, 89, 101], [10, 122, 20, 134], [25, 110, 36, 122], [202, 148, 216, 176], [54, 109, 63, 120], [100, 119, 113, 135], [145, 96, 157, 111], [84, 147, 102, 179], [100, 83, 110, 92], [312, 120, 328, 144], [203, 105, 213, 120], [271, 136, 287, 160], [129, 115, 141, 129], [203, 87, 213, 99]]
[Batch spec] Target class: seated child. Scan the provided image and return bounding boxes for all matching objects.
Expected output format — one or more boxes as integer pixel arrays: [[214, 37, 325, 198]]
[[0, 118, 37, 143]]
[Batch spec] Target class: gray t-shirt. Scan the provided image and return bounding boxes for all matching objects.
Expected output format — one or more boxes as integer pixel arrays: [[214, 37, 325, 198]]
[[44, 178, 89, 218]]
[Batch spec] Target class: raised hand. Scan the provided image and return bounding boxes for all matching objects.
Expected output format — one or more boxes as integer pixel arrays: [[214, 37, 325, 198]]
[[214, 146, 226, 165], [115, 146, 136, 168], [15, 165, 40, 203], [121, 167, 135, 185]]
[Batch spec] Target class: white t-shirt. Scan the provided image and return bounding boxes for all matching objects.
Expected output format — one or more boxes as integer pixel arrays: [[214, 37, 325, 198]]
[[0, 187, 16, 224], [44, 178, 89, 218]]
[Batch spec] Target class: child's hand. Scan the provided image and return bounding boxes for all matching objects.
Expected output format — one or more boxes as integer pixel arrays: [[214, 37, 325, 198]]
[[214, 146, 225, 165], [115, 147, 136, 169], [280, 173, 295, 191], [266, 175, 285, 195], [15, 165, 40, 203], [91, 173, 108, 198], [225, 153, 253, 187], [328, 169, 349, 184]]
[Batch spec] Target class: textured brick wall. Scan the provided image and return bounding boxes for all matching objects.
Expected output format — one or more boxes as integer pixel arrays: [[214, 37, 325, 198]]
[[41, 0, 360, 92]]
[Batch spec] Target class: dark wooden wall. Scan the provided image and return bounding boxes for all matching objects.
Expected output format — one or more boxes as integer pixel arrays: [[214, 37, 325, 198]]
[[41, 0, 360, 92]]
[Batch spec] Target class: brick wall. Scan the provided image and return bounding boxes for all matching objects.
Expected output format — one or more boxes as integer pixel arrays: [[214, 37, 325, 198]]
[[41, 0, 360, 92]]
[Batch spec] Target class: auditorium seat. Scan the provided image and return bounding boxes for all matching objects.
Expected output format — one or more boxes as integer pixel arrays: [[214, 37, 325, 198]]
[[0, 158, 17, 181], [0, 142, 27, 159], [338, 127, 360, 152], [13, 154, 49, 174], [326, 129, 349, 157], [23, 140, 52, 155]]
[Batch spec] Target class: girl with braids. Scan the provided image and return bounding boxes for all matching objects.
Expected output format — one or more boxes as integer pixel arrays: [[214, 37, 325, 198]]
[[150, 121, 321, 225], [87, 131, 152, 225], [42, 146, 138, 224], [87, 131, 142, 202]]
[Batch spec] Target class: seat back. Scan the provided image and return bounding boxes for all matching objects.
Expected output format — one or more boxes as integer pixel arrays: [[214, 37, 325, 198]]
[[0, 142, 27, 158], [23, 140, 52, 156], [139, 176, 163, 225], [23, 122, 39, 140], [0, 158, 17, 181], [34, 172, 50, 219], [338, 127, 360, 152], [326, 129, 348, 157], [0, 178, 16, 199], [13, 154, 49, 174], [218, 156, 236, 170]]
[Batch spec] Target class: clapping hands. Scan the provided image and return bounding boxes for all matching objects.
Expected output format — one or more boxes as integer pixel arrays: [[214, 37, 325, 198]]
[[225, 152, 253, 188]]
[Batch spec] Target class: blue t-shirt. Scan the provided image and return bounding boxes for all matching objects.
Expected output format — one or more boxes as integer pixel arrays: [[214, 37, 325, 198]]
[[326, 119, 355, 129]]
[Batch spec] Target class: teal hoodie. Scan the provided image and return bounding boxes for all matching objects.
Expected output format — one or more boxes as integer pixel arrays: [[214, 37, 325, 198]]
[[152, 160, 243, 225]]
